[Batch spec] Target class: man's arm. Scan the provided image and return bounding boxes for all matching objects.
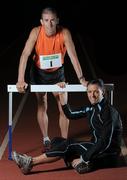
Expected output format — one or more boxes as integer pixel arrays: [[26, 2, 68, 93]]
[[59, 90, 88, 119], [62, 104, 87, 119], [16, 27, 39, 92], [63, 28, 88, 86]]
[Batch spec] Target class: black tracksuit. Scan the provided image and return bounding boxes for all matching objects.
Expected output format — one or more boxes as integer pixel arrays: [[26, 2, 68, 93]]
[[46, 98, 122, 163]]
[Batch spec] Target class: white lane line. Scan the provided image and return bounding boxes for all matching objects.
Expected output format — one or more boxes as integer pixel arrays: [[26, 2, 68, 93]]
[[0, 91, 29, 159]]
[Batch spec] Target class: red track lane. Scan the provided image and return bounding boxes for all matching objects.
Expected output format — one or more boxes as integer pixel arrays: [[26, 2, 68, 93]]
[[0, 86, 127, 179]]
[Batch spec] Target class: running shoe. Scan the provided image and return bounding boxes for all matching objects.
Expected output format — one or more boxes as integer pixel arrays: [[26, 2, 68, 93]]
[[12, 151, 33, 174], [74, 161, 92, 174]]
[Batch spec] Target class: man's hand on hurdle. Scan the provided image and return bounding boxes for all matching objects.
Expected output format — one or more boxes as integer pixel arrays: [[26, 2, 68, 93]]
[[79, 76, 88, 87], [16, 82, 28, 93], [56, 82, 66, 88]]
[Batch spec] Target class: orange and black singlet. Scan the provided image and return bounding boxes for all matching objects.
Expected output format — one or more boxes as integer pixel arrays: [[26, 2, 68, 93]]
[[34, 26, 66, 72]]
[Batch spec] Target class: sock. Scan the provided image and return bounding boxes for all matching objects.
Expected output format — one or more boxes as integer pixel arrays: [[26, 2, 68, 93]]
[[43, 136, 50, 143]]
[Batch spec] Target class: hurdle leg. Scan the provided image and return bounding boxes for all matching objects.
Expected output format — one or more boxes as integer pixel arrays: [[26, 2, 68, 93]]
[[8, 92, 13, 160], [110, 90, 114, 105]]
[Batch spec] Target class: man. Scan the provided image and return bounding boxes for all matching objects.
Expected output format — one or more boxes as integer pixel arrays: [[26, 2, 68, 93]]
[[16, 7, 87, 149], [12, 79, 122, 174]]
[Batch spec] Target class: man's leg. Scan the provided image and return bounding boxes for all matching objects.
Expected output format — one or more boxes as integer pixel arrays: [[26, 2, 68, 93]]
[[35, 92, 50, 147], [32, 154, 61, 165], [12, 151, 61, 174], [53, 92, 69, 138]]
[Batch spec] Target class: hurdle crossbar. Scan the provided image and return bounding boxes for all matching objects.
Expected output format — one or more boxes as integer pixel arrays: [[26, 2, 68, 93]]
[[7, 84, 114, 92], [7, 84, 114, 159]]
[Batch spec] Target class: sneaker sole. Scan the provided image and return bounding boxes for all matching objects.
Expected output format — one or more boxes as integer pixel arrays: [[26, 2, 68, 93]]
[[74, 163, 91, 174]]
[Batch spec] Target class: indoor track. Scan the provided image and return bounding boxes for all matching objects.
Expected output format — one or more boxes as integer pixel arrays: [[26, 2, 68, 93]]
[[0, 81, 127, 180], [0, 29, 127, 179]]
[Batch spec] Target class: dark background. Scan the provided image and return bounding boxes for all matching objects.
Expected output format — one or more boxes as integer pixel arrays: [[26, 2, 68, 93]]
[[0, 0, 127, 163], [0, 0, 126, 83]]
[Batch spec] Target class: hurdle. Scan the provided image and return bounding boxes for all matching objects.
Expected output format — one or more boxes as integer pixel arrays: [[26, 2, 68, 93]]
[[7, 84, 114, 160]]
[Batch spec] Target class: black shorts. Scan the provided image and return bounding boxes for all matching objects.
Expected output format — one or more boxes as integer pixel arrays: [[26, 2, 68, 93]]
[[30, 62, 65, 84], [45, 137, 89, 161]]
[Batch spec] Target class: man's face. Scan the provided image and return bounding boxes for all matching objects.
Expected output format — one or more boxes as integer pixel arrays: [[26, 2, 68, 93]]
[[40, 11, 59, 36], [87, 84, 104, 105]]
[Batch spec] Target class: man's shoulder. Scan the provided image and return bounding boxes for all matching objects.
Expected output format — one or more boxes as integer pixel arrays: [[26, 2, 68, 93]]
[[28, 26, 41, 40], [31, 26, 41, 34], [62, 27, 70, 33], [60, 27, 72, 40]]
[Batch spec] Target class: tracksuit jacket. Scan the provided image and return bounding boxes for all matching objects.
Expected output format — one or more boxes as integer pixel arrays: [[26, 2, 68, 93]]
[[46, 98, 122, 162]]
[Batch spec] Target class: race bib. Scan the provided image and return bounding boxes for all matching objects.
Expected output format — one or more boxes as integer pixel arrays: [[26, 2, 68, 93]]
[[39, 53, 62, 69]]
